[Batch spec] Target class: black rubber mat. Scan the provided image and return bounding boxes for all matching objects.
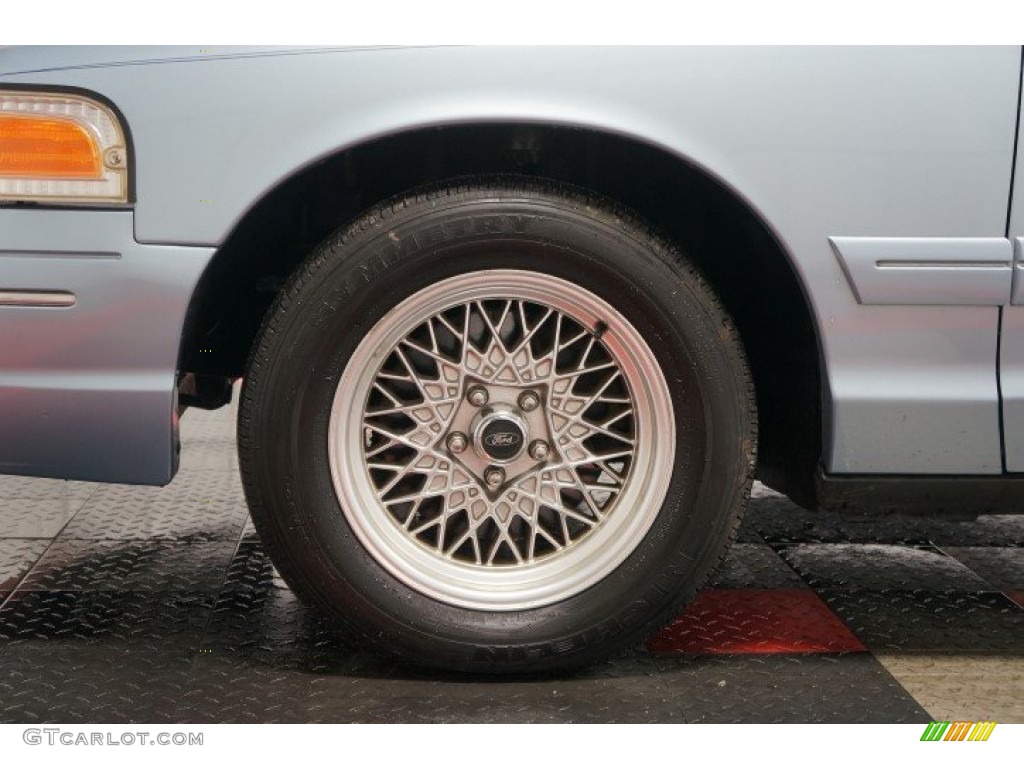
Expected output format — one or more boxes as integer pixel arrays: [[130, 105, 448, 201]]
[[1, 407, 1021, 723], [707, 543, 809, 590], [0, 591, 215, 650], [777, 543, 991, 591], [0, 539, 48, 592], [15, 539, 237, 593], [653, 654, 929, 723], [816, 591, 1024, 652], [943, 547, 1024, 590]]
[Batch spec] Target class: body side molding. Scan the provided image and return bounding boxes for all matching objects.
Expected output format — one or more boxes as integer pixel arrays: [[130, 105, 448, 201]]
[[0, 290, 76, 307], [1011, 237, 1024, 304], [830, 236, 1013, 306]]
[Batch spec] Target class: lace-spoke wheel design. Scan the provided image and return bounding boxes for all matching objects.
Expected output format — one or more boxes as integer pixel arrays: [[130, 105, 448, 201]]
[[241, 182, 756, 672], [364, 298, 633, 564], [329, 270, 675, 611]]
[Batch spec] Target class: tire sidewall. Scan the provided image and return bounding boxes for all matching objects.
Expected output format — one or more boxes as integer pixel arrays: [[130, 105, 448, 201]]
[[243, 186, 753, 670]]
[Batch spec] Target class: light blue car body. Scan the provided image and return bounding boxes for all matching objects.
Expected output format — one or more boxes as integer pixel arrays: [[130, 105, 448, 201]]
[[1, 46, 1023, 488]]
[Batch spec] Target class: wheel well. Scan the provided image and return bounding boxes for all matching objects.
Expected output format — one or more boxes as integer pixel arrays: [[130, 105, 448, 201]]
[[179, 124, 823, 505]]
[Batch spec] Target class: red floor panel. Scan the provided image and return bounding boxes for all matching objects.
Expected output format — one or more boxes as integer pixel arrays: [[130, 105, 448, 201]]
[[647, 588, 867, 655], [1006, 591, 1024, 610]]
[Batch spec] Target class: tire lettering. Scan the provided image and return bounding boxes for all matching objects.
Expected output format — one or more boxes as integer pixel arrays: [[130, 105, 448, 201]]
[[412, 224, 446, 249], [470, 215, 528, 235]]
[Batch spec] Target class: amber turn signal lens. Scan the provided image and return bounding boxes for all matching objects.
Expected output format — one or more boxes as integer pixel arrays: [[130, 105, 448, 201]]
[[0, 114, 102, 179]]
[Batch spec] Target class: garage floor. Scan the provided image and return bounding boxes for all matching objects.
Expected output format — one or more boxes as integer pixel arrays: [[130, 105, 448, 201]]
[[1, 402, 1022, 723]]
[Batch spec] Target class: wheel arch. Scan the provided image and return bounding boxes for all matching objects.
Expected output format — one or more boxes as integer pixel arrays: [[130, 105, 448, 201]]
[[179, 120, 824, 505]]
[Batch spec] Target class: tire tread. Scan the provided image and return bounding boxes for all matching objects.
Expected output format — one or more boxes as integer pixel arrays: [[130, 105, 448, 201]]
[[238, 176, 757, 673]]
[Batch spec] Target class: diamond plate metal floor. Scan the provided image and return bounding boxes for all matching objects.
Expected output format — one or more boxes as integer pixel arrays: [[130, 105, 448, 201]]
[[1, 401, 1022, 723]]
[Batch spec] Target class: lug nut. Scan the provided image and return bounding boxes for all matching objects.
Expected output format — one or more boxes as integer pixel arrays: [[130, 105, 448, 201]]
[[518, 390, 541, 412], [446, 432, 468, 454], [467, 386, 489, 407], [528, 439, 550, 461], [484, 466, 505, 488]]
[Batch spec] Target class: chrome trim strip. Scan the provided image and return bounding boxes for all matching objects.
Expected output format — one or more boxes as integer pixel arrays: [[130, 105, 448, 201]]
[[830, 236, 1013, 305], [0, 249, 120, 260], [0, 290, 76, 307], [875, 260, 1010, 269]]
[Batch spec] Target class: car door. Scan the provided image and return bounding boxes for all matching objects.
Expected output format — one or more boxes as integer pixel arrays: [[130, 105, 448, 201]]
[[1000, 52, 1024, 471]]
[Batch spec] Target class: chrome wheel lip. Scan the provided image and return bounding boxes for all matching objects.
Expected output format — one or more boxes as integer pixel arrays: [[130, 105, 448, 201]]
[[328, 269, 676, 611]]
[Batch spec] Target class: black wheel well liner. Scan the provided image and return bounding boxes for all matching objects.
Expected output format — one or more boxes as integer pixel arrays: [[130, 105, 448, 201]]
[[179, 123, 824, 505]]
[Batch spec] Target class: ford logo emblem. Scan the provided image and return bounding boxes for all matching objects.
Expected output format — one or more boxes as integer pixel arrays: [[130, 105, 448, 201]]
[[485, 432, 520, 447]]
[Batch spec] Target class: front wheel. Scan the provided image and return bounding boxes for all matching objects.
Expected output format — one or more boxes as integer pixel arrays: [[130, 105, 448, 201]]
[[238, 180, 756, 673]]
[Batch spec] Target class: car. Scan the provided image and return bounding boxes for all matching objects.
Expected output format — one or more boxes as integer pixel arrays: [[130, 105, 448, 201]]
[[1, 45, 1022, 673]]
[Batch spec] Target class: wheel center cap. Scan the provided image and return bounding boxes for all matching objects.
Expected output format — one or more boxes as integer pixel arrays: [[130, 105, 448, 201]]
[[472, 405, 528, 463]]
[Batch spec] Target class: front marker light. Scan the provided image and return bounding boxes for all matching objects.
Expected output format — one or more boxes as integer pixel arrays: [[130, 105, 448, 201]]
[[0, 90, 129, 203]]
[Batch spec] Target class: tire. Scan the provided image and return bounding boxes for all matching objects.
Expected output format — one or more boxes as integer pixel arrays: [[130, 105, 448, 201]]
[[238, 179, 756, 674]]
